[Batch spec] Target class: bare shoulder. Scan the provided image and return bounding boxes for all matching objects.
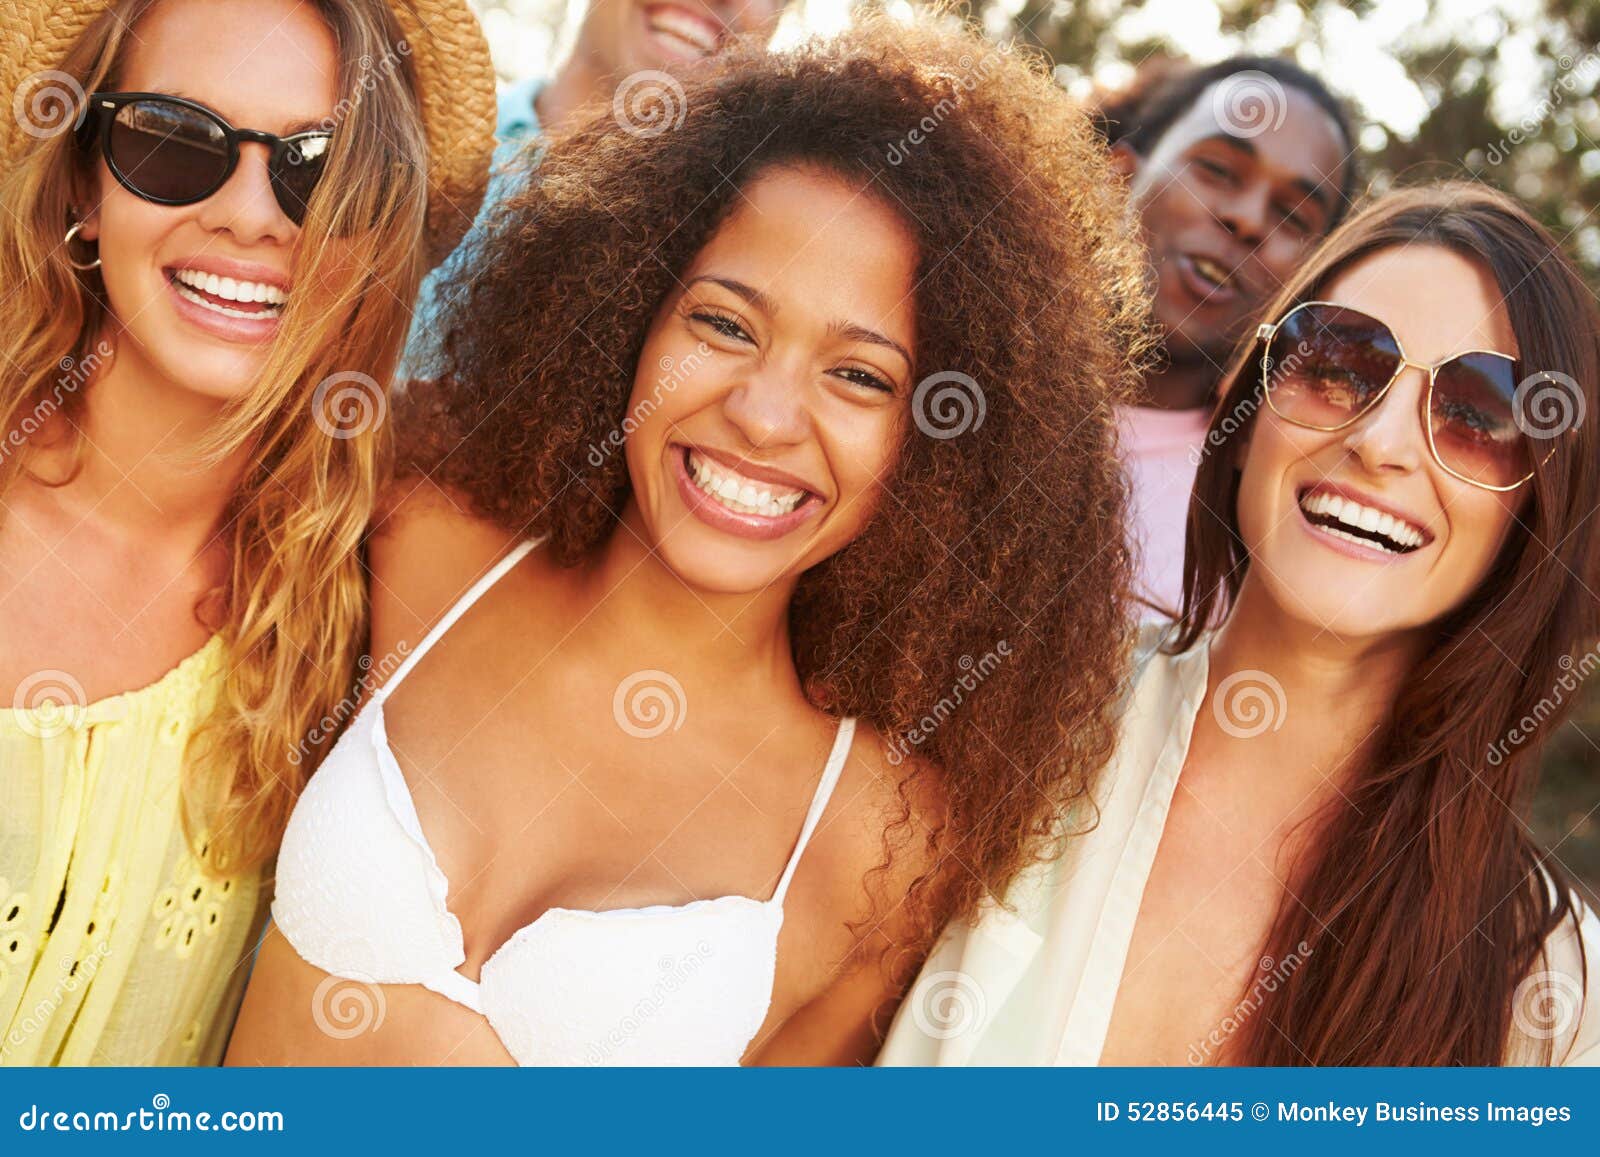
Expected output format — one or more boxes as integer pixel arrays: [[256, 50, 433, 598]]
[[811, 721, 948, 969], [751, 721, 948, 1065], [366, 476, 527, 669], [829, 722, 947, 900]]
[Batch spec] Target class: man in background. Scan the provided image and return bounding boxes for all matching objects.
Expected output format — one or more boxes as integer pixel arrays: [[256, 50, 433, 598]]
[[1100, 57, 1358, 615]]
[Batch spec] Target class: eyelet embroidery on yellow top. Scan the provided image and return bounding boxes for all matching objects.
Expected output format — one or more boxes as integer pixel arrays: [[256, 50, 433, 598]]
[[150, 833, 237, 961], [2, 634, 268, 1065], [0, 880, 30, 993]]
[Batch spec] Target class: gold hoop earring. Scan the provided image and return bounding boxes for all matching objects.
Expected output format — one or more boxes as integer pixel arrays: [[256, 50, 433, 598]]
[[63, 221, 102, 271]]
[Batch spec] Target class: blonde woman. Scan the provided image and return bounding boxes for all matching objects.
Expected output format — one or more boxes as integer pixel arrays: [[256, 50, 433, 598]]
[[0, 0, 493, 1064]]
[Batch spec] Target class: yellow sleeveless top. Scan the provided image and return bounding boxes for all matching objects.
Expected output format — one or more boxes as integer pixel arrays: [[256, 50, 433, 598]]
[[0, 636, 267, 1066]]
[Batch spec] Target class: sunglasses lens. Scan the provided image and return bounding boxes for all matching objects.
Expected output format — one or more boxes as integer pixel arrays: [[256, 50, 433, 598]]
[[1430, 352, 1530, 488], [107, 99, 230, 202], [271, 134, 331, 226], [1268, 303, 1401, 427]]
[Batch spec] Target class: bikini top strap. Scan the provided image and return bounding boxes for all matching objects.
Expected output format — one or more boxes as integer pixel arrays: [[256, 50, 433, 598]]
[[771, 716, 857, 907], [375, 538, 541, 702]]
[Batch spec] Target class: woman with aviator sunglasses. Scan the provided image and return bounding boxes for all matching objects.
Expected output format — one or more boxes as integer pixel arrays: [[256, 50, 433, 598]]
[[881, 182, 1599, 1066], [0, 0, 493, 1065]]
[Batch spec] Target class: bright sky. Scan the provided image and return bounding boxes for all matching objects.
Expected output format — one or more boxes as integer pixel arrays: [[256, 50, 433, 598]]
[[471, 0, 1572, 141]]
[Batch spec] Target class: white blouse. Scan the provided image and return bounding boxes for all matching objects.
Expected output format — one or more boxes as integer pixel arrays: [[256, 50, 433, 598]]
[[878, 623, 1600, 1066]]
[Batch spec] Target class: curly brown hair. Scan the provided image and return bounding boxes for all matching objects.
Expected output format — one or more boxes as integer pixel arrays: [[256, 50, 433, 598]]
[[401, 12, 1150, 971]]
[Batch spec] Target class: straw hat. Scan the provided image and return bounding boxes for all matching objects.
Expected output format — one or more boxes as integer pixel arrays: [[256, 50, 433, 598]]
[[0, 0, 497, 266]]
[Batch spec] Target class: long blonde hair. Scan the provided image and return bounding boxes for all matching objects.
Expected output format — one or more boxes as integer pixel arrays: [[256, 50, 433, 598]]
[[0, 0, 432, 875]]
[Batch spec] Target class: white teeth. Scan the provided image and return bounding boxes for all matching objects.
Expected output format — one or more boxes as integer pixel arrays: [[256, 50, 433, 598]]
[[172, 268, 289, 306], [1191, 256, 1232, 287], [1298, 489, 1426, 553], [687, 449, 807, 518], [649, 7, 719, 52], [172, 280, 284, 321]]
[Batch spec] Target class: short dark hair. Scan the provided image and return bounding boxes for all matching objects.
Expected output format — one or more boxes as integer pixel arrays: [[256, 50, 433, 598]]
[[1103, 55, 1360, 226]]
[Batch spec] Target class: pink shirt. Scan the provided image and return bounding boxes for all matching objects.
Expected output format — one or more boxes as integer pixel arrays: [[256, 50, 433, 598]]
[[1116, 405, 1210, 618]]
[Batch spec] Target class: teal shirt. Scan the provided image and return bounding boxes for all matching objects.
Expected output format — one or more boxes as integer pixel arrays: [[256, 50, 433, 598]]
[[404, 78, 545, 372]]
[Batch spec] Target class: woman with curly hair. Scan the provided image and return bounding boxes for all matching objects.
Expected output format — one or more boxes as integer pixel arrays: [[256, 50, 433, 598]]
[[228, 14, 1149, 1065], [882, 182, 1599, 1066], [0, 0, 494, 1065]]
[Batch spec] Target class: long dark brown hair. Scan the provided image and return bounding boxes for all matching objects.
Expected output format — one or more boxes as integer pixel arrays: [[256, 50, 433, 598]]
[[1176, 182, 1599, 1064]]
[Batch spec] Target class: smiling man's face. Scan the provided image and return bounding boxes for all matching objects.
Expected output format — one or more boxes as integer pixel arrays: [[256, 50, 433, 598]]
[[1119, 78, 1349, 368]]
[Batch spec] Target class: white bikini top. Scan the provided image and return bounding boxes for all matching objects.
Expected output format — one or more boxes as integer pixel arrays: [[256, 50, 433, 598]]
[[271, 539, 856, 1066]]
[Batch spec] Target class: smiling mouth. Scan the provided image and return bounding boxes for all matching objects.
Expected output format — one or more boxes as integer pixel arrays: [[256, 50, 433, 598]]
[[684, 446, 814, 519], [1298, 486, 1429, 556], [646, 5, 721, 55], [1187, 254, 1235, 293], [168, 267, 289, 321]]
